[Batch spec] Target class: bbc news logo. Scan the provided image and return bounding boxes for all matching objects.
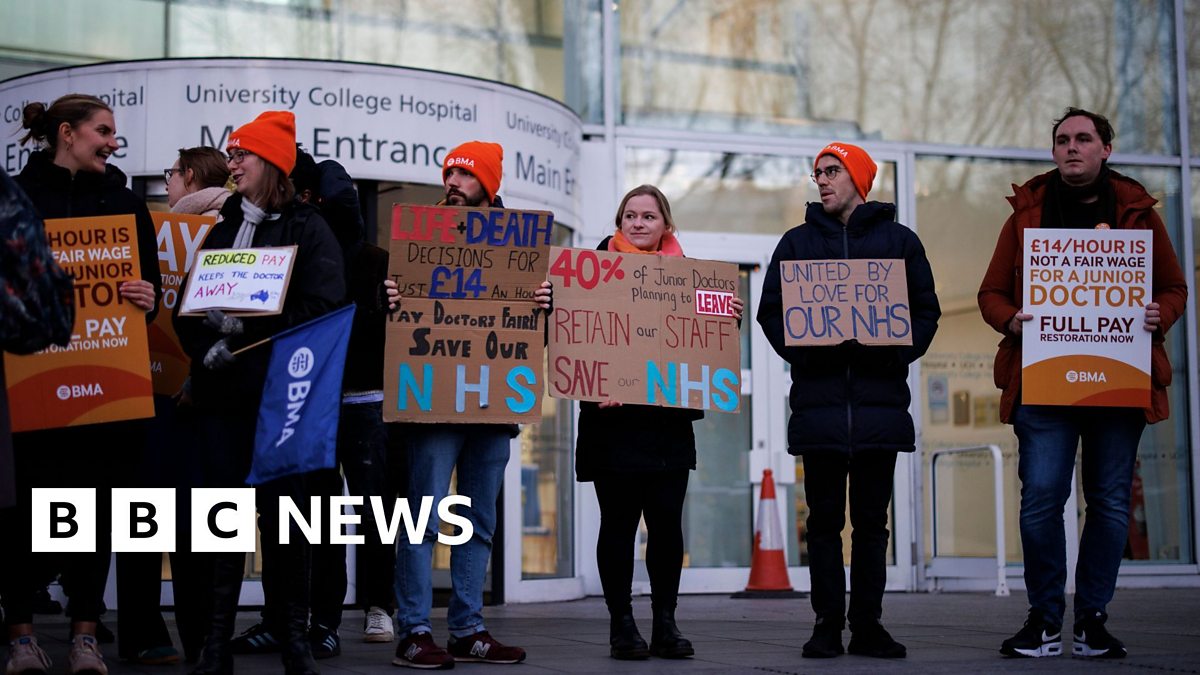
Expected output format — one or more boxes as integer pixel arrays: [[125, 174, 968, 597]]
[[55, 383, 105, 400], [1065, 370, 1107, 383], [31, 489, 473, 552]]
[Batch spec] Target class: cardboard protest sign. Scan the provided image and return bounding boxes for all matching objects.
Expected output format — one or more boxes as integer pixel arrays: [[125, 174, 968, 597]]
[[547, 247, 741, 412], [150, 212, 214, 395], [779, 259, 911, 346], [384, 204, 553, 423], [3, 216, 154, 431], [1022, 228, 1151, 407]]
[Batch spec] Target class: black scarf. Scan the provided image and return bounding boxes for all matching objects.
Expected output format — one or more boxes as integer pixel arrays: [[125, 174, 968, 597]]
[[1040, 162, 1117, 230]]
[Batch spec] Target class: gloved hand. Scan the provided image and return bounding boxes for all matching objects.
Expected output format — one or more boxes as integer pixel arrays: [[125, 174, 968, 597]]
[[203, 338, 236, 370], [204, 309, 244, 336]]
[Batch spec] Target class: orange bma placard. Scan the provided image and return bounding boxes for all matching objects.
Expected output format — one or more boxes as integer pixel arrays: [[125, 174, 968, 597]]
[[149, 212, 214, 396], [3, 215, 155, 431]]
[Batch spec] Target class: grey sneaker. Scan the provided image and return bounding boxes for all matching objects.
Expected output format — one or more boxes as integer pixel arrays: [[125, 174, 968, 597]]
[[364, 607, 395, 643], [67, 634, 108, 675], [6, 635, 53, 675]]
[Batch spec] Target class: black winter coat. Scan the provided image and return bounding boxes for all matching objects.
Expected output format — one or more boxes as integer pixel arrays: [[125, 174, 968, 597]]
[[574, 236, 704, 481], [173, 193, 345, 410], [15, 151, 163, 322], [757, 201, 940, 456]]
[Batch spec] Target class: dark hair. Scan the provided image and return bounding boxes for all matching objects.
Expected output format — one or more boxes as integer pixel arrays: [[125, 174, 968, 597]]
[[290, 145, 319, 196], [614, 184, 677, 234], [20, 94, 113, 150], [178, 146, 229, 189], [1052, 107, 1114, 146]]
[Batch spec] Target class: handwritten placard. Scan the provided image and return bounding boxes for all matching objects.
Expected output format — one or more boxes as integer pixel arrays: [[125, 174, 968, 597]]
[[547, 247, 741, 412], [1022, 228, 1151, 407], [177, 246, 296, 316], [383, 204, 553, 423], [779, 259, 911, 346], [4, 215, 154, 431]]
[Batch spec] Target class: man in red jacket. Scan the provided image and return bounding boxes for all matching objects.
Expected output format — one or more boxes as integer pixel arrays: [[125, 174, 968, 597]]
[[978, 108, 1187, 659]]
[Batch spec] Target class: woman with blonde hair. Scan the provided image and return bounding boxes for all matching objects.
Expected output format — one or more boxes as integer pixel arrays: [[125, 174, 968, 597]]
[[575, 185, 742, 661]]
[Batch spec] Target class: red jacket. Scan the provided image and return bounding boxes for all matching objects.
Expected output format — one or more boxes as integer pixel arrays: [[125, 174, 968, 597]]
[[977, 169, 1188, 424]]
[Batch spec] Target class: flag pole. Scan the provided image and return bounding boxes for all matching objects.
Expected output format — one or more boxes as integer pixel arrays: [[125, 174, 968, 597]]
[[230, 336, 274, 356]]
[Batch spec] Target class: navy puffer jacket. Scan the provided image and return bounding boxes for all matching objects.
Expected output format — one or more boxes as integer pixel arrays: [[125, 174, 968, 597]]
[[756, 201, 940, 455]]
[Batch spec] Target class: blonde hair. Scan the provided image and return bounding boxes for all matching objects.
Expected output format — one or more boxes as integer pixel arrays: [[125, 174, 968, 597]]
[[614, 184, 677, 234]]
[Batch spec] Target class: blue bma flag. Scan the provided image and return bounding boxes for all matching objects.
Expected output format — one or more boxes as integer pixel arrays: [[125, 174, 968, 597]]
[[247, 304, 355, 485]]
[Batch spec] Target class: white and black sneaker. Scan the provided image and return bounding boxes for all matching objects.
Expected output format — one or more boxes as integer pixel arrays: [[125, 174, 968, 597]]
[[1000, 611, 1062, 658], [1073, 610, 1127, 659]]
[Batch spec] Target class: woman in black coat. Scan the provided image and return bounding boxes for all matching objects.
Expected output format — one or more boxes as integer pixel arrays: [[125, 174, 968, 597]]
[[576, 185, 743, 661], [4, 94, 162, 675], [173, 111, 344, 675]]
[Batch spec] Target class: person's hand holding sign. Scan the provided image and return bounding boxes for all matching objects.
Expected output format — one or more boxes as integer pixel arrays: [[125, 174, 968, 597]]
[[731, 296, 744, 322], [1008, 309, 1033, 336], [119, 280, 157, 312], [1143, 302, 1161, 332], [534, 280, 553, 311], [384, 279, 400, 311]]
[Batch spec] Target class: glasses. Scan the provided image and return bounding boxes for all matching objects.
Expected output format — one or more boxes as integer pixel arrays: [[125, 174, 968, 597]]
[[810, 166, 843, 183], [163, 168, 177, 182], [226, 149, 251, 164]]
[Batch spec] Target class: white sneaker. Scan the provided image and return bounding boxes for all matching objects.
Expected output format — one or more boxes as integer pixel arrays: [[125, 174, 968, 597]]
[[6, 635, 52, 675], [363, 606, 395, 643], [67, 634, 108, 675]]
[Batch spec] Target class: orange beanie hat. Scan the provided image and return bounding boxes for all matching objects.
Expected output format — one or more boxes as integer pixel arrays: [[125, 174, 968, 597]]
[[443, 141, 504, 200], [227, 111, 297, 175], [815, 142, 877, 200]]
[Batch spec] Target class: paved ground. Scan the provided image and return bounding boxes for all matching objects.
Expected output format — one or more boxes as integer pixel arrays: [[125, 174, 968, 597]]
[[12, 588, 1200, 673]]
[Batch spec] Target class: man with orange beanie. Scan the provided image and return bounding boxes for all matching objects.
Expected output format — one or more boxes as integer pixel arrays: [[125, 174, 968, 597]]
[[388, 140, 551, 669], [757, 142, 940, 660]]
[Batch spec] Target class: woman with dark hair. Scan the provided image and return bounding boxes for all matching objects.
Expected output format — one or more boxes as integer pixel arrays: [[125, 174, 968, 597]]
[[3, 93, 162, 675], [167, 146, 230, 216], [575, 185, 742, 661], [173, 111, 344, 675]]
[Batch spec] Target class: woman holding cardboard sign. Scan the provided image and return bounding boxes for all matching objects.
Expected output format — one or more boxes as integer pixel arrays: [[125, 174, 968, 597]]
[[173, 111, 344, 675], [575, 185, 743, 661], [2, 93, 164, 675]]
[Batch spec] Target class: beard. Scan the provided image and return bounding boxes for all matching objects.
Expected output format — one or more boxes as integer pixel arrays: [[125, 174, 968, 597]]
[[445, 186, 488, 207]]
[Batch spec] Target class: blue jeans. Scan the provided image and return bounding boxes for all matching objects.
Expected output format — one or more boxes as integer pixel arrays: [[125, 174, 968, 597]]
[[1013, 403, 1145, 626], [394, 424, 511, 638]]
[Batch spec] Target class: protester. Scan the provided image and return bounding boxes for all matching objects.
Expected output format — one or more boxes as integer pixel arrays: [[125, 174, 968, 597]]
[[383, 140, 550, 669], [979, 108, 1187, 659], [228, 148, 397, 659], [757, 142, 940, 660], [1, 93, 162, 675], [574, 184, 742, 660], [167, 146, 231, 215], [173, 111, 345, 675]]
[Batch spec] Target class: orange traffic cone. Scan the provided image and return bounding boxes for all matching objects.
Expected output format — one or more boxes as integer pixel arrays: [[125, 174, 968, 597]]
[[742, 469, 795, 594]]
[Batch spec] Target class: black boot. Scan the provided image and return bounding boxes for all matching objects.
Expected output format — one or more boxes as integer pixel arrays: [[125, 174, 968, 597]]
[[190, 552, 244, 675], [280, 542, 319, 675], [649, 606, 694, 658], [609, 611, 650, 660], [802, 615, 845, 658]]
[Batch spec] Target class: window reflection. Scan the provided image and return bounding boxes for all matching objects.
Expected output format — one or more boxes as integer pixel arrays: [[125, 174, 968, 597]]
[[620, 0, 1178, 153]]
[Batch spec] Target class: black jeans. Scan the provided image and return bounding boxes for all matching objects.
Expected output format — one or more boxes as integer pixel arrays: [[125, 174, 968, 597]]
[[593, 470, 690, 615], [0, 424, 132, 625], [802, 451, 897, 629]]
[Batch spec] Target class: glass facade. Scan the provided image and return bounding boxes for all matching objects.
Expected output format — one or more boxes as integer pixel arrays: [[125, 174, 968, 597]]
[[2, 0, 1196, 596]]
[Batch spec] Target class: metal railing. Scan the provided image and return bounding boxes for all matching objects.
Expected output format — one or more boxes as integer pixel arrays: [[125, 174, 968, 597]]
[[926, 444, 1009, 597]]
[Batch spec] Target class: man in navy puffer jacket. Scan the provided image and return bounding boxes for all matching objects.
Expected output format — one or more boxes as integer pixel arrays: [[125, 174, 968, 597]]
[[757, 142, 940, 660]]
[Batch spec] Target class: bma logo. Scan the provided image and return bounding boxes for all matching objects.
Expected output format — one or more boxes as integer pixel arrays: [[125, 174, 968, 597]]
[[277, 347, 315, 447], [447, 156, 475, 169], [1065, 370, 1107, 383], [827, 144, 850, 158], [56, 383, 105, 400]]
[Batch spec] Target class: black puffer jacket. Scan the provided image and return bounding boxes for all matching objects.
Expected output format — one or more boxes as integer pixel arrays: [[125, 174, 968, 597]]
[[574, 236, 704, 481], [757, 201, 940, 455], [15, 150, 163, 322], [173, 192, 345, 410]]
